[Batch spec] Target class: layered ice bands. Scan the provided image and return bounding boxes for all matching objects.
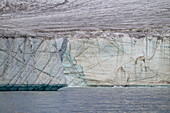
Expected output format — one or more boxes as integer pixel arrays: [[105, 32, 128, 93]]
[[0, 37, 67, 90], [64, 33, 170, 86], [0, 34, 169, 88]]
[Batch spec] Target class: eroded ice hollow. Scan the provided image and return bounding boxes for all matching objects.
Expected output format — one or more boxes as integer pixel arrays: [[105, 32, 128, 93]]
[[0, 32, 169, 90]]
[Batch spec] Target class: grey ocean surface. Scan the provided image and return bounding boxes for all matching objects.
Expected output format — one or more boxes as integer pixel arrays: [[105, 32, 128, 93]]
[[0, 87, 169, 113]]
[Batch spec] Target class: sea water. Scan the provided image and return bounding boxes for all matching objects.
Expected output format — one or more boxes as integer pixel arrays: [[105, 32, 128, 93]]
[[0, 87, 169, 113]]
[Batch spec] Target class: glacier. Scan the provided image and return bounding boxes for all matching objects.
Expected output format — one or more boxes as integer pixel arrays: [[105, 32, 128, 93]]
[[0, 32, 169, 89], [0, 0, 170, 89], [0, 37, 67, 90]]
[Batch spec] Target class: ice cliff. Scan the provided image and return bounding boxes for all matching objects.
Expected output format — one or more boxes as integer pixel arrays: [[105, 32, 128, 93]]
[[63, 32, 170, 86], [0, 37, 67, 90], [1, 33, 169, 88]]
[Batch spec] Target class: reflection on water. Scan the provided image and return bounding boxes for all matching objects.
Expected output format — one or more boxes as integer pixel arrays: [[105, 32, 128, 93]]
[[0, 87, 169, 113]]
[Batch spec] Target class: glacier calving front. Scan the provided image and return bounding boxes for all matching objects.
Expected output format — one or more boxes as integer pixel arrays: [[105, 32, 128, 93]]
[[0, 35, 169, 87]]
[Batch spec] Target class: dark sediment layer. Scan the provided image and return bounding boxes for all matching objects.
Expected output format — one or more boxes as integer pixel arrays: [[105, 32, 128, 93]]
[[0, 84, 67, 91]]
